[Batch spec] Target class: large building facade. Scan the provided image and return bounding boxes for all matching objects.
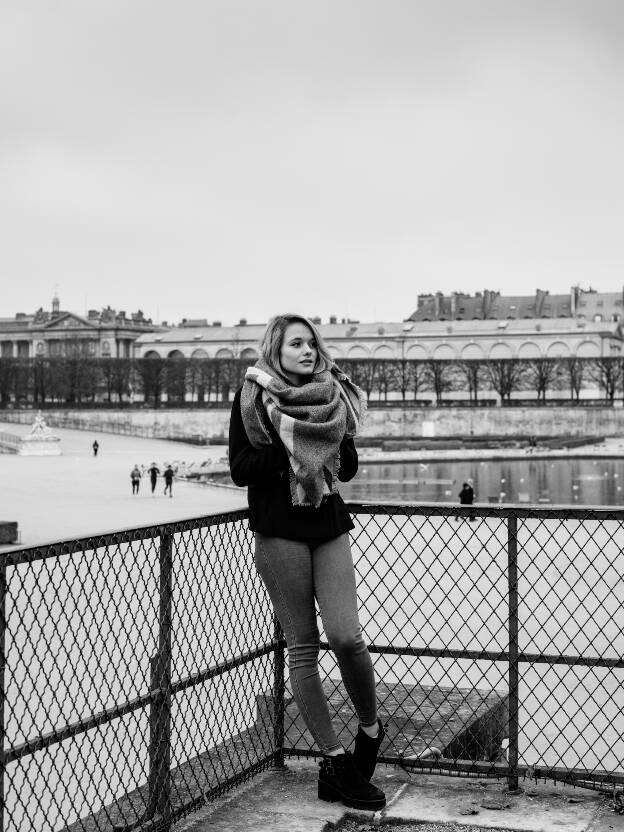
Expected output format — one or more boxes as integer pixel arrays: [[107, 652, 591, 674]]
[[134, 287, 624, 362], [0, 297, 161, 359]]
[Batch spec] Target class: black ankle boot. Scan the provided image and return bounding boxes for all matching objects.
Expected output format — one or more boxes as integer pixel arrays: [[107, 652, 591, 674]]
[[318, 751, 386, 810], [353, 718, 385, 781]]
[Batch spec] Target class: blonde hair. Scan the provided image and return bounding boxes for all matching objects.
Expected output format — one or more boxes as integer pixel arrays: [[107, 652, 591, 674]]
[[259, 314, 333, 376]]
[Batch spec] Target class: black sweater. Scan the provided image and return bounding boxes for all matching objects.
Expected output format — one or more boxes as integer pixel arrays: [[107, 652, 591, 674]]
[[228, 388, 357, 540]]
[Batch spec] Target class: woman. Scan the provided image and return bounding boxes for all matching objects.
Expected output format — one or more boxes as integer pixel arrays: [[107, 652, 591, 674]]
[[229, 313, 386, 811]]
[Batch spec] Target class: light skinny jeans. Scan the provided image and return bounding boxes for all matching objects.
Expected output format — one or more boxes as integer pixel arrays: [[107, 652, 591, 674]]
[[254, 532, 377, 754]]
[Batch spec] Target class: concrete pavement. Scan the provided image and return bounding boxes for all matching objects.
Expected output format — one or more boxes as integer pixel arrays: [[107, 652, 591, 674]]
[[178, 759, 624, 832], [0, 420, 245, 549]]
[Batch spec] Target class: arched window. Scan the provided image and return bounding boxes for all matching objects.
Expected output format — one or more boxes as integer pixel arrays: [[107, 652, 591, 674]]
[[489, 342, 513, 360], [240, 348, 259, 360], [347, 345, 369, 358], [373, 345, 394, 359]]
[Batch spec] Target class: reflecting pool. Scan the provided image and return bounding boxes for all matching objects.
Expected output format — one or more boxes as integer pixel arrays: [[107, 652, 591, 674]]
[[340, 457, 624, 506]]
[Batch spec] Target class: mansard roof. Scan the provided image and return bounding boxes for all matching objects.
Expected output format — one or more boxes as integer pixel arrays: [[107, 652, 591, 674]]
[[407, 290, 623, 322], [135, 315, 622, 349]]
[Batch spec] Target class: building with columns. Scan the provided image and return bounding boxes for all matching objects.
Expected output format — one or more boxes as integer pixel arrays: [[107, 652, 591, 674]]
[[134, 287, 624, 363], [0, 297, 161, 359]]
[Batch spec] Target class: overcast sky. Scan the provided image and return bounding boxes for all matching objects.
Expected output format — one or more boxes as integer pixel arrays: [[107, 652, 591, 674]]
[[2, 1, 623, 326]]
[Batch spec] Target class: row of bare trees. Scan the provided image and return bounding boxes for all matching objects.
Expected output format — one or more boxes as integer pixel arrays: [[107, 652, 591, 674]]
[[0, 355, 622, 407], [0, 356, 256, 407], [339, 356, 621, 404]]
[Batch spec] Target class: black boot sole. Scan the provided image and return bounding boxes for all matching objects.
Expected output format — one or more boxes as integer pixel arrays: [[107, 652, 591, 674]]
[[318, 778, 386, 810]]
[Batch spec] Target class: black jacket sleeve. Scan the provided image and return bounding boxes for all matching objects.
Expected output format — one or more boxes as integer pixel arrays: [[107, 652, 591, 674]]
[[228, 388, 289, 487], [337, 436, 358, 482]]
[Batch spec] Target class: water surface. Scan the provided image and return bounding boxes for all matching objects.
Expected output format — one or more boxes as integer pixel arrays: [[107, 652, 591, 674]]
[[341, 457, 624, 506]]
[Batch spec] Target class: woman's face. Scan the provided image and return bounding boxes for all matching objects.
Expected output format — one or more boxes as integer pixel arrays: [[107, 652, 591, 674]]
[[279, 322, 318, 385]]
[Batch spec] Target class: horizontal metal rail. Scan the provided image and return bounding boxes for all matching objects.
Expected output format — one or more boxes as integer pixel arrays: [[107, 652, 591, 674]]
[[2, 502, 623, 832], [346, 500, 624, 520], [4, 641, 279, 765], [320, 641, 624, 669], [1, 509, 250, 566]]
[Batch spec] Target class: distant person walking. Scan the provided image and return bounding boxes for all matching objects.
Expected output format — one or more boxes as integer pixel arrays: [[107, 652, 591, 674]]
[[130, 465, 142, 495], [163, 464, 174, 498], [92, 440, 99, 457], [457, 481, 475, 521], [148, 463, 160, 495]]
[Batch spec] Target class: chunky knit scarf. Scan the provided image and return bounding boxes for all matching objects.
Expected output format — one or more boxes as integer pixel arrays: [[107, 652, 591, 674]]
[[240, 358, 364, 508]]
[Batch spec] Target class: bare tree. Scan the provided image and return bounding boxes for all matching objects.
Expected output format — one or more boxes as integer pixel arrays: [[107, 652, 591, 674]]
[[13, 358, 33, 405], [136, 356, 167, 407], [375, 360, 395, 401], [217, 356, 256, 403], [525, 358, 562, 402], [408, 361, 428, 402], [0, 357, 16, 405], [390, 358, 412, 402], [111, 358, 134, 403], [423, 360, 453, 405], [485, 359, 527, 403], [337, 359, 379, 402], [165, 356, 188, 404], [588, 356, 623, 402], [560, 356, 587, 401], [389, 359, 428, 402], [33, 357, 48, 404], [455, 360, 485, 403]]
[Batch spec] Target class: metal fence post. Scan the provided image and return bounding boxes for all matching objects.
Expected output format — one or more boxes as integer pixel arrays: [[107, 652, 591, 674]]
[[0, 557, 6, 832], [148, 532, 173, 825], [507, 514, 520, 792], [272, 613, 287, 770]]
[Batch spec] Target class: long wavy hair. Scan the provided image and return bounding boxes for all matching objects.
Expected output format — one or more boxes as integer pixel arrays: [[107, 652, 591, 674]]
[[259, 314, 334, 377]]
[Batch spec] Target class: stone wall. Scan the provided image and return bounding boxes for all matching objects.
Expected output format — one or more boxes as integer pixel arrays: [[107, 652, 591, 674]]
[[361, 405, 624, 438], [6, 405, 624, 440]]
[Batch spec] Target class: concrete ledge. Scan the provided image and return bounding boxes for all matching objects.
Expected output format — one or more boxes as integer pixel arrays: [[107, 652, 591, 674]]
[[268, 680, 509, 764], [181, 759, 623, 832]]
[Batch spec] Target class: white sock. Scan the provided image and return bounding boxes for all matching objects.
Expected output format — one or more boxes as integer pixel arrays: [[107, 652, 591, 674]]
[[361, 721, 379, 739]]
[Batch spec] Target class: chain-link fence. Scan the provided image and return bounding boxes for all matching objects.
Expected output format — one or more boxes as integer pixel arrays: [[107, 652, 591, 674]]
[[285, 504, 624, 797], [1, 511, 283, 832], [1, 503, 623, 831]]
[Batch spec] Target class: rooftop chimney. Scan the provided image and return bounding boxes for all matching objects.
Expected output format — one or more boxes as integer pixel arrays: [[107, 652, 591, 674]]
[[535, 289, 548, 317], [433, 292, 444, 320], [570, 286, 580, 316], [482, 290, 499, 318]]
